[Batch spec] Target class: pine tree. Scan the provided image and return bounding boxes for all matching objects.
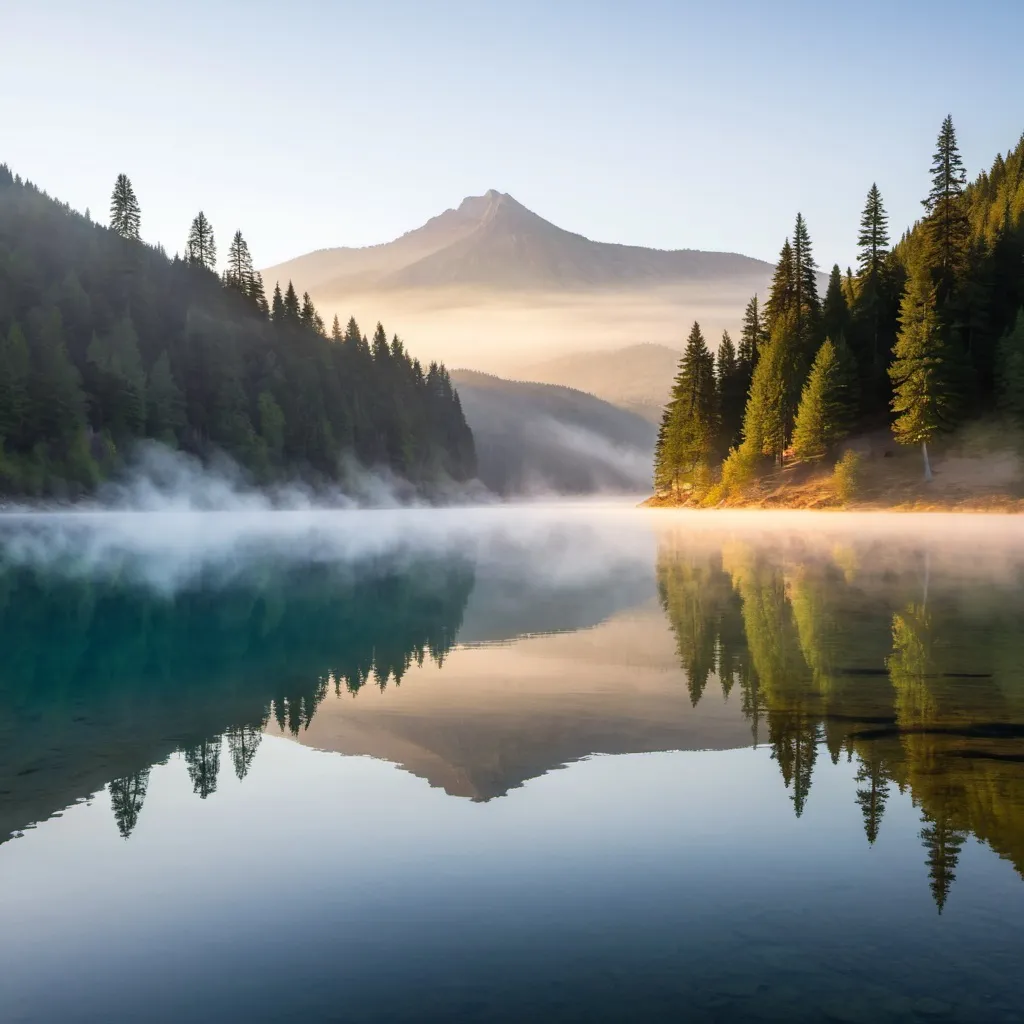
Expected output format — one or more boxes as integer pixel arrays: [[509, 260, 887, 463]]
[[185, 211, 216, 271], [109, 173, 141, 240], [858, 183, 890, 279], [889, 265, 961, 480], [923, 116, 970, 284], [716, 330, 745, 450], [765, 238, 796, 332], [271, 281, 285, 322], [791, 338, 857, 461], [299, 291, 318, 329], [822, 264, 852, 345], [996, 309, 1024, 419], [224, 230, 254, 297], [739, 294, 767, 370], [654, 322, 718, 493], [249, 272, 269, 317], [0, 322, 31, 446], [283, 281, 300, 322], [792, 213, 820, 346], [331, 314, 343, 341], [739, 315, 792, 466]]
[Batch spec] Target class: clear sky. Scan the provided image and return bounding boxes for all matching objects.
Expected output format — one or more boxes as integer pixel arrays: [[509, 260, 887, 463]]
[[4, 0, 1022, 271]]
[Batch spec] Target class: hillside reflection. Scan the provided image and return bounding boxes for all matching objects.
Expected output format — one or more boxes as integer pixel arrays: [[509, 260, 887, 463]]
[[657, 532, 1024, 911], [0, 555, 475, 840]]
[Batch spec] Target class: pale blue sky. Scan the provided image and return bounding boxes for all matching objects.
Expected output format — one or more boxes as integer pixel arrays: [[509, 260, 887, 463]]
[[4, 0, 1022, 270]]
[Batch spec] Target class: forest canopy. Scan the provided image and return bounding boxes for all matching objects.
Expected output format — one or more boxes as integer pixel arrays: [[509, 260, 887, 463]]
[[0, 167, 476, 497], [655, 117, 1024, 497]]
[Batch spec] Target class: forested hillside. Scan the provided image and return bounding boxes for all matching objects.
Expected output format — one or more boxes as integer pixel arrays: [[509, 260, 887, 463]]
[[0, 168, 475, 497], [655, 118, 1024, 501]]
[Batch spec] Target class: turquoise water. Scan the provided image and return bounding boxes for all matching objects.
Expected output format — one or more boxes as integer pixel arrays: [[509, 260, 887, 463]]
[[1, 507, 1023, 1023]]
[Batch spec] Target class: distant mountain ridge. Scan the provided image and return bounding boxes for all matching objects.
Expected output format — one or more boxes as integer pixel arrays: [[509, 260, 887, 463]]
[[263, 190, 776, 296]]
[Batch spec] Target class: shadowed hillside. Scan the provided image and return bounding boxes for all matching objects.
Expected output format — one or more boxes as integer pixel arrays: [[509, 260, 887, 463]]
[[450, 369, 656, 495]]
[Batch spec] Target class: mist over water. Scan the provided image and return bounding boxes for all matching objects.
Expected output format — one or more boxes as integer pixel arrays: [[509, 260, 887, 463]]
[[3, 501, 1024, 1023]]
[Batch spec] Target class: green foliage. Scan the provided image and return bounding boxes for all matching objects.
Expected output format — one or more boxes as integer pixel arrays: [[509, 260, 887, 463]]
[[0, 170, 476, 495], [821, 264, 852, 347], [108, 173, 141, 240], [185, 211, 216, 271], [716, 329, 745, 450], [831, 449, 862, 504], [857, 183, 890, 279], [739, 316, 792, 465], [923, 115, 970, 283], [654, 322, 718, 493], [889, 266, 962, 446], [792, 338, 857, 461]]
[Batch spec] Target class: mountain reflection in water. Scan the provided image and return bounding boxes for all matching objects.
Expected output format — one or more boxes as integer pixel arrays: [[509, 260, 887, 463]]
[[1, 508, 1023, 1023]]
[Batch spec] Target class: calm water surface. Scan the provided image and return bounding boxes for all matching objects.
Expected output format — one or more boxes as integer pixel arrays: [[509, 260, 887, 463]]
[[1, 505, 1023, 1023]]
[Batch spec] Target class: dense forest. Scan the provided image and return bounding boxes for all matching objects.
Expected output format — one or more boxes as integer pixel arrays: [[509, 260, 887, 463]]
[[656, 533, 1024, 914], [0, 168, 476, 497], [655, 117, 1024, 497]]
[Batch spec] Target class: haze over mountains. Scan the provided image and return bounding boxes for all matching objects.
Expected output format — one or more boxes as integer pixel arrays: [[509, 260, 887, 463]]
[[262, 191, 777, 377]]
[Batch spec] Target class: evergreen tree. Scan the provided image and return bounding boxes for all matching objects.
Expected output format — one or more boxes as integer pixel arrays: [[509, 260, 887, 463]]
[[739, 315, 792, 465], [792, 212, 821, 351], [739, 294, 767, 373], [923, 115, 970, 286], [858, 183, 890, 280], [765, 238, 796, 332], [271, 281, 285, 322], [654, 322, 718, 493], [299, 290, 317, 325], [283, 281, 300, 322], [249, 271, 269, 317], [224, 230, 255, 297], [331, 314, 343, 342], [108, 173, 141, 240], [821, 264, 852, 346], [716, 330, 745, 450], [791, 338, 857, 462], [889, 265, 962, 480], [997, 309, 1024, 419], [226, 725, 263, 781], [0, 322, 30, 446], [185, 211, 216, 271]]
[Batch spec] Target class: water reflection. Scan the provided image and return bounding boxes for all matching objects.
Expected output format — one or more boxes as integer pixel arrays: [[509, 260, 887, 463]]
[[0, 553, 475, 841], [657, 530, 1024, 911]]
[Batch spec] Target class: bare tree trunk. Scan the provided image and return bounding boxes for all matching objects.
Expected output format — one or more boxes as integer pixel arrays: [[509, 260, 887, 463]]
[[922, 441, 933, 482]]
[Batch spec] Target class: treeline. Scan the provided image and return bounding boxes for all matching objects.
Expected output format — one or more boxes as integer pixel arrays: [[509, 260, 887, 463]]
[[657, 535, 1024, 913], [656, 116, 1024, 496], [0, 168, 475, 497]]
